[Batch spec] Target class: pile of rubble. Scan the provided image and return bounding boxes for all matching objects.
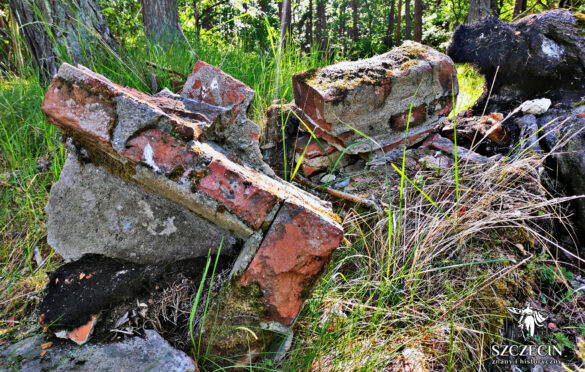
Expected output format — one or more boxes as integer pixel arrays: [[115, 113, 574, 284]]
[[3, 9, 585, 370], [264, 41, 460, 181], [3, 61, 343, 370]]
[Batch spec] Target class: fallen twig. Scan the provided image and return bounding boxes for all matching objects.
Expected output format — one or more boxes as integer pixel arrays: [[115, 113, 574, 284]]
[[293, 174, 384, 214], [145, 61, 185, 78]]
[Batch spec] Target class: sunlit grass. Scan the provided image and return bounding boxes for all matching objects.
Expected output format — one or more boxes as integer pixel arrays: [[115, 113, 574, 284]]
[[454, 63, 485, 114]]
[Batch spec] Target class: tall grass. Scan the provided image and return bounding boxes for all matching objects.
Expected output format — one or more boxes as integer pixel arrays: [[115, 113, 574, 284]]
[[285, 149, 577, 370], [0, 74, 63, 330]]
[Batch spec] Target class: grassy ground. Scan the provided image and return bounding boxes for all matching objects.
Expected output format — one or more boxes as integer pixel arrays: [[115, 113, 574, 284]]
[[0, 35, 580, 371]]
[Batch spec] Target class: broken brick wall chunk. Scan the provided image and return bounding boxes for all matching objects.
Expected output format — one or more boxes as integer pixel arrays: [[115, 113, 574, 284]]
[[292, 41, 458, 156], [41, 62, 344, 361]]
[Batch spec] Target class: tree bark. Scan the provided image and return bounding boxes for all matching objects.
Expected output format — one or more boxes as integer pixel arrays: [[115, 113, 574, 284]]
[[279, 0, 292, 47], [316, 0, 327, 49], [386, 0, 396, 47], [351, 0, 359, 42], [404, 0, 412, 40], [414, 0, 422, 42], [141, 0, 184, 46], [512, 0, 527, 17], [467, 0, 491, 24], [339, 1, 347, 45], [9, 0, 116, 79], [395, 0, 402, 46], [307, 0, 314, 48]]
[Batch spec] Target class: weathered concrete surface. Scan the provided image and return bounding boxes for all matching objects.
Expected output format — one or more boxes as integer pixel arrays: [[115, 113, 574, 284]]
[[47, 153, 238, 264], [292, 41, 458, 155], [447, 10, 585, 111], [0, 330, 198, 372]]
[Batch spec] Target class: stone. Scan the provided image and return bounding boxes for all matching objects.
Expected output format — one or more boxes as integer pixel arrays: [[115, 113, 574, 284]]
[[320, 174, 336, 184], [292, 41, 457, 155], [428, 135, 495, 163], [0, 330, 198, 372], [535, 105, 585, 239], [448, 10, 585, 112], [515, 115, 542, 152], [46, 152, 238, 264], [520, 98, 552, 116]]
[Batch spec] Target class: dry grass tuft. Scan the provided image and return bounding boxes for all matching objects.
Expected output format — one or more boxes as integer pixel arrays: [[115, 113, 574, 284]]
[[287, 148, 582, 371]]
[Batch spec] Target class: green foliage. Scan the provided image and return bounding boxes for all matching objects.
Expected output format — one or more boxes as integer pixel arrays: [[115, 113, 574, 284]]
[[554, 332, 574, 353], [99, 0, 143, 45], [455, 63, 484, 114]]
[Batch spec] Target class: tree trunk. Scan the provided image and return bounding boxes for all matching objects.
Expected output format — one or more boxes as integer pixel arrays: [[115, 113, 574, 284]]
[[141, 0, 184, 46], [386, 0, 395, 47], [351, 0, 359, 42], [339, 1, 347, 45], [280, 0, 292, 47], [259, 0, 268, 13], [512, 0, 527, 17], [9, 0, 116, 79], [395, 0, 402, 46], [316, 0, 327, 50], [404, 0, 412, 40], [307, 0, 314, 48], [467, 0, 491, 24], [414, 0, 422, 42]]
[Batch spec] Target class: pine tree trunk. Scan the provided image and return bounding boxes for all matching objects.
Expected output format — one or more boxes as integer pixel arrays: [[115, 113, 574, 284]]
[[9, 0, 116, 79], [395, 0, 402, 46], [404, 0, 412, 40], [386, 0, 395, 47], [141, 0, 184, 46], [280, 0, 292, 47], [316, 0, 327, 50], [351, 0, 359, 42], [513, 0, 527, 17], [339, 1, 347, 45], [468, 0, 491, 23], [307, 0, 313, 48], [414, 0, 422, 42]]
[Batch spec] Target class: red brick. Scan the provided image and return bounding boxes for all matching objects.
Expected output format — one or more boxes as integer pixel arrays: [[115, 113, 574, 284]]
[[121, 129, 200, 174], [292, 79, 331, 131], [302, 164, 323, 178], [181, 60, 254, 123], [240, 201, 343, 325], [197, 159, 278, 229], [295, 135, 337, 159], [42, 79, 115, 144], [391, 105, 427, 131]]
